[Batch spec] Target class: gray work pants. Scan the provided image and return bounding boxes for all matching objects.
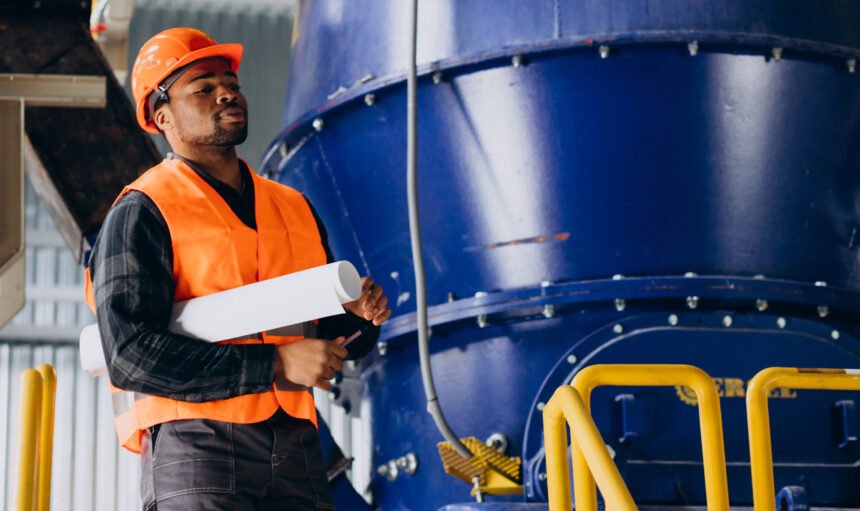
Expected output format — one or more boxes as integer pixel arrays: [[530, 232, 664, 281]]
[[141, 409, 335, 510]]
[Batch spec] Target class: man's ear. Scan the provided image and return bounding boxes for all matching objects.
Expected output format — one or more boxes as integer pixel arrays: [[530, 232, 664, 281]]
[[153, 105, 173, 132]]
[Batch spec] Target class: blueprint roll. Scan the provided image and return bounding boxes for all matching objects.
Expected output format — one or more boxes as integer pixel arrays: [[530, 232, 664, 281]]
[[80, 261, 363, 376]]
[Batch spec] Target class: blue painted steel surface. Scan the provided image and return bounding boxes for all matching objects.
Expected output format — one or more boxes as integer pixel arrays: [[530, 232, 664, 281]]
[[263, 2, 860, 510]]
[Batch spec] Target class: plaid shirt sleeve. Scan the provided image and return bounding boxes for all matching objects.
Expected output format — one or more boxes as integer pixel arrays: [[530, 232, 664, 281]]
[[88, 191, 276, 402]]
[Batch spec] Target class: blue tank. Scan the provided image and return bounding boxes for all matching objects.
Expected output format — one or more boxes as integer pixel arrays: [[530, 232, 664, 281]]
[[260, 2, 860, 510]]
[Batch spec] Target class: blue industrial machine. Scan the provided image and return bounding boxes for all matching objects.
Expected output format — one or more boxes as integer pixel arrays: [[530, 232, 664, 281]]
[[260, 2, 860, 509]]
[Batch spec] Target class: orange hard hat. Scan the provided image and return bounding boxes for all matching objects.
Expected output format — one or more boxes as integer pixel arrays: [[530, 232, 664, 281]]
[[130, 28, 243, 134]]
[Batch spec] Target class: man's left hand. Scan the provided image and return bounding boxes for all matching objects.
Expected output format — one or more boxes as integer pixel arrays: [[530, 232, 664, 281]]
[[344, 277, 391, 326]]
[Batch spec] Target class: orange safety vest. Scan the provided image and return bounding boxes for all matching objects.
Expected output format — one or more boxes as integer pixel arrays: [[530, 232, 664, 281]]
[[84, 158, 327, 453]]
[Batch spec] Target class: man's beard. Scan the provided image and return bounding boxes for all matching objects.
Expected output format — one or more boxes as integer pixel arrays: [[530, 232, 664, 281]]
[[178, 118, 248, 147], [193, 123, 248, 147]]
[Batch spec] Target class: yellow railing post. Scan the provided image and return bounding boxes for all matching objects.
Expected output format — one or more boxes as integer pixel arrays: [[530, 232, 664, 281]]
[[571, 364, 730, 511], [747, 367, 860, 511], [36, 364, 57, 511], [15, 364, 57, 511], [543, 385, 637, 511], [17, 368, 43, 511]]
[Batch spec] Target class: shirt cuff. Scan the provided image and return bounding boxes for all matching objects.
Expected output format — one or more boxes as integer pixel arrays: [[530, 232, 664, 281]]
[[235, 343, 278, 394]]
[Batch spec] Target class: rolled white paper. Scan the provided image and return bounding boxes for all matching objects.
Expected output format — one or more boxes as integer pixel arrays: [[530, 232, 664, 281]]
[[80, 261, 362, 376], [79, 324, 108, 377]]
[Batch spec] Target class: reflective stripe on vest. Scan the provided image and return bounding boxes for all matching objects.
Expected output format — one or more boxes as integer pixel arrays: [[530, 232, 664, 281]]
[[87, 158, 327, 453]]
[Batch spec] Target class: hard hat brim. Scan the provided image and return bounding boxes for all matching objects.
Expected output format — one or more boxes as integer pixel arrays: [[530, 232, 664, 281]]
[[136, 43, 244, 134]]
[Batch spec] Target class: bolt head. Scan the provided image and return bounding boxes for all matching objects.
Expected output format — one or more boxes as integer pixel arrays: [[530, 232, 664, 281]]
[[684, 272, 698, 278], [688, 41, 699, 56], [614, 298, 626, 312], [537, 402, 546, 411], [777, 317, 787, 329], [722, 315, 733, 328], [815, 281, 828, 287], [567, 354, 578, 364], [612, 324, 623, 334], [599, 45, 610, 59], [404, 453, 419, 474], [832, 330, 841, 340], [364, 93, 376, 106], [668, 314, 679, 326], [312, 118, 324, 131], [612, 274, 624, 281], [686, 296, 699, 310], [386, 460, 399, 481], [538, 472, 548, 481], [485, 434, 508, 454]]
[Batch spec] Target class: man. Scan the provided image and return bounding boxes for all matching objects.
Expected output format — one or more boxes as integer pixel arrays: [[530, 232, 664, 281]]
[[86, 28, 390, 510]]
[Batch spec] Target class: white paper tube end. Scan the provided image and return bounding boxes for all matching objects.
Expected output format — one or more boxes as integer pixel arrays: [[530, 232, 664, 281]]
[[335, 261, 362, 302], [80, 324, 108, 376]]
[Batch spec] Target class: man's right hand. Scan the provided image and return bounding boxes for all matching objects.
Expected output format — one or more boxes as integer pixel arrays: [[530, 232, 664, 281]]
[[274, 337, 347, 391]]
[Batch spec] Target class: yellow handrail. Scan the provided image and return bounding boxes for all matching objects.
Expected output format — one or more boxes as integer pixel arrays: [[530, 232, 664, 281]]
[[747, 367, 860, 511], [543, 386, 637, 511], [17, 369, 42, 511], [571, 364, 730, 511], [37, 364, 57, 511], [16, 364, 57, 511]]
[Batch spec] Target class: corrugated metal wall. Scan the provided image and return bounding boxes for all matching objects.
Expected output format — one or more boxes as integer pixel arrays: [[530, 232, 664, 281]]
[[0, 343, 140, 511], [0, 180, 140, 510], [125, 0, 296, 167]]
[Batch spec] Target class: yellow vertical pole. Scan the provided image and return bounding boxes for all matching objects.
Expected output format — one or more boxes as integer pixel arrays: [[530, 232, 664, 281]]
[[543, 390, 573, 511], [572, 364, 730, 511], [571, 387, 597, 511], [746, 368, 778, 511], [544, 386, 637, 511], [746, 367, 860, 511], [17, 369, 43, 511], [36, 364, 56, 511]]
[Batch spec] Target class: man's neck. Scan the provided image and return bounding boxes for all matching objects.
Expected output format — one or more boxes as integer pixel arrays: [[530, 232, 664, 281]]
[[171, 145, 242, 192]]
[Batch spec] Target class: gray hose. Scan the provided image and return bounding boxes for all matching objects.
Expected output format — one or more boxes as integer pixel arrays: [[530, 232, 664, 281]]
[[406, 0, 472, 460]]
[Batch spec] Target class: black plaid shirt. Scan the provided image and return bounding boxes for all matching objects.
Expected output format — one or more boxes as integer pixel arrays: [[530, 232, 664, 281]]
[[88, 154, 377, 402]]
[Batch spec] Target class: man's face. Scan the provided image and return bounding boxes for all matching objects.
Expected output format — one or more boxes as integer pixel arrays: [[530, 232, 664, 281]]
[[156, 58, 249, 147]]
